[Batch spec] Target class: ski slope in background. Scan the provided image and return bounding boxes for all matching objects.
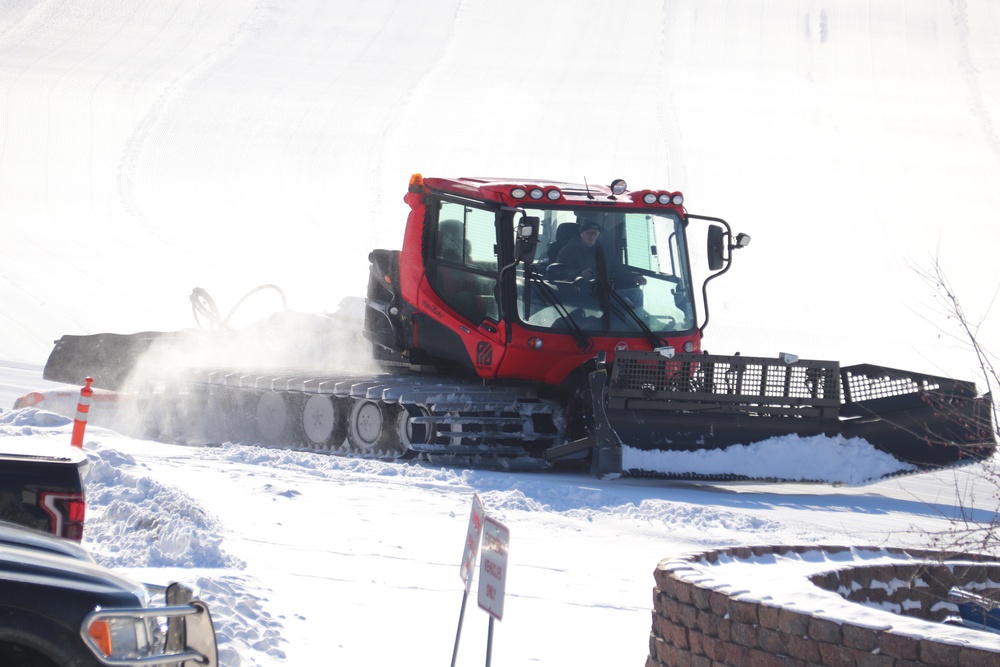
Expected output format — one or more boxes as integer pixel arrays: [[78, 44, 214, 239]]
[[1, 0, 998, 380], [2, 3, 1000, 666]]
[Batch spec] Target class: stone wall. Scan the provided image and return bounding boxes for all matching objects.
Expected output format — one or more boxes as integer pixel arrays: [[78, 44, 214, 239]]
[[648, 545, 1000, 667]]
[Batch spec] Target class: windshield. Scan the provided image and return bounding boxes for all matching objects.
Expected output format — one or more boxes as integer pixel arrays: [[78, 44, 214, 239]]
[[516, 207, 695, 336]]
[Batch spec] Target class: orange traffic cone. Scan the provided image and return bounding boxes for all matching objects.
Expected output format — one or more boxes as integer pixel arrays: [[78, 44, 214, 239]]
[[70, 378, 94, 448]]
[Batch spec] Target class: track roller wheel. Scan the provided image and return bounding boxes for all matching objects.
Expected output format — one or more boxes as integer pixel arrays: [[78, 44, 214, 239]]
[[395, 404, 432, 455], [143, 393, 173, 443], [147, 388, 185, 444], [182, 384, 215, 445], [256, 391, 290, 445], [216, 386, 255, 444], [297, 394, 347, 451], [347, 399, 406, 457]]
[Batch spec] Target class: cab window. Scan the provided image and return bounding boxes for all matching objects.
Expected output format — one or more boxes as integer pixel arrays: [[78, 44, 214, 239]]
[[428, 201, 499, 324]]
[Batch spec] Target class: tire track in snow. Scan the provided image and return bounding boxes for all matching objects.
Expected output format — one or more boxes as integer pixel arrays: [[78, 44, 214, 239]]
[[115, 1, 279, 226], [950, 0, 1000, 166], [654, 2, 689, 187], [362, 0, 465, 240]]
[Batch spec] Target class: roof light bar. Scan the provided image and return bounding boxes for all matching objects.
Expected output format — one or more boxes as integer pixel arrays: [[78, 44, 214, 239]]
[[640, 190, 685, 207], [529, 188, 544, 200], [510, 187, 527, 199], [546, 188, 561, 201]]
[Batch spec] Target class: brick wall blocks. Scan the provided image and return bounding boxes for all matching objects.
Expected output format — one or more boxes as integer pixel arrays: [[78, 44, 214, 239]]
[[648, 546, 1000, 667]]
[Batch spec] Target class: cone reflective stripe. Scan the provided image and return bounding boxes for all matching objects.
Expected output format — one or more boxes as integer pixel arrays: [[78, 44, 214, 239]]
[[70, 377, 94, 448]]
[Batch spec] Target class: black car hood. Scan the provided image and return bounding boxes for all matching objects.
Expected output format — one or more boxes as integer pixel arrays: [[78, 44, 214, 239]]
[[0, 520, 94, 561], [0, 542, 145, 601]]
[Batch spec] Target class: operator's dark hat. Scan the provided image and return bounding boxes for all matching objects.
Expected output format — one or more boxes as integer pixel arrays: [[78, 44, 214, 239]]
[[579, 219, 602, 233]]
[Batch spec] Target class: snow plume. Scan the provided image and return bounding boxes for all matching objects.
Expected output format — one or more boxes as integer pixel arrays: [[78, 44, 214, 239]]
[[105, 294, 381, 441], [83, 444, 242, 569]]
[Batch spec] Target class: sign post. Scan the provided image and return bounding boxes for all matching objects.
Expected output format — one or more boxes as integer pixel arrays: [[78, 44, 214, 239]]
[[477, 516, 509, 667], [451, 493, 485, 667]]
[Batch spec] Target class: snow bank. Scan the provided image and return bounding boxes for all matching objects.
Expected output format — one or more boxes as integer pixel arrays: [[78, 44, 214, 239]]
[[83, 441, 286, 666], [624, 434, 916, 485]]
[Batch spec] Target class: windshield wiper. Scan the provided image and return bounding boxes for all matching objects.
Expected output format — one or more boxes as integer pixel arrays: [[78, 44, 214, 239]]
[[594, 247, 663, 348], [606, 289, 664, 348], [523, 264, 593, 352]]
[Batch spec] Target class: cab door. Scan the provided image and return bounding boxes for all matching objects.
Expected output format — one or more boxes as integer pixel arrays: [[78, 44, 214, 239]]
[[417, 198, 507, 377]]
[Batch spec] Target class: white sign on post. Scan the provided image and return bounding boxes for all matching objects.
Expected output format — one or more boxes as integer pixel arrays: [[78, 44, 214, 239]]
[[477, 516, 509, 620], [460, 494, 485, 592]]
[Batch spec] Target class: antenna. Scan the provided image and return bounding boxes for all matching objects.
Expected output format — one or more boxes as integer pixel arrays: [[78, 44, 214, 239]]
[[583, 177, 594, 200]]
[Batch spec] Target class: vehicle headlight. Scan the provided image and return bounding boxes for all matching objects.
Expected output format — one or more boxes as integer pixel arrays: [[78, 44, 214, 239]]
[[86, 614, 165, 660], [81, 584, 218, 667]]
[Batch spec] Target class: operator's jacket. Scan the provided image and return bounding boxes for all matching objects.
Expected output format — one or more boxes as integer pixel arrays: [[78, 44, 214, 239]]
[[556, 238, 642, 290], [555, 237, 596, 276]]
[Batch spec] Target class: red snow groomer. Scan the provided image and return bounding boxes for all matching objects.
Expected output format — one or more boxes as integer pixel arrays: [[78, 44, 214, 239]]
[[42, 174, 996, 481]]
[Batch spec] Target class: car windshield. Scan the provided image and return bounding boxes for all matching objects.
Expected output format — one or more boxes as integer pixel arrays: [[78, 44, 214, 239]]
[[516, 207, 695, 336]]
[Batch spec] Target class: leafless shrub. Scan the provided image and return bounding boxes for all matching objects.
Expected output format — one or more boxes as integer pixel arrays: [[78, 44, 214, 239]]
[[910, 258, 999, 558]]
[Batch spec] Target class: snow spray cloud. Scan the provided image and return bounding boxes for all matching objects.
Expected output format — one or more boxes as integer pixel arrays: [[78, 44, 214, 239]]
[[112, 294, 381, 443]]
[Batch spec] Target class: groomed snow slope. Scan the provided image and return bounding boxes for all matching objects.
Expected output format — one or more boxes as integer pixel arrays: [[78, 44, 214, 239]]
[[1, 0, 998, 379], [2, 2, 1000, 666]]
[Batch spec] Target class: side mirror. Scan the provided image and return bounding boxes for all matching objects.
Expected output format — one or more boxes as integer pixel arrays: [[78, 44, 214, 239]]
[[516, 215, 540, 264], [707, 226, 750, 271], [707, 225, 725, 271]]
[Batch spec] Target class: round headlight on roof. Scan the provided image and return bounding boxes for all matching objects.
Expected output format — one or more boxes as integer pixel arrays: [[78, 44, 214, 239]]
[[546, 189, 561, 201], [658, 193, 671, 205], [643, 193, 657, 205], [511, 187, 527, 199], [529, 188, 544, 200], [610, 179, 627, 195], [672, 193, 684, 206]]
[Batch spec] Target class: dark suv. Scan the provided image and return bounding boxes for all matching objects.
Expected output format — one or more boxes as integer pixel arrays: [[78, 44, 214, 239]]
[[0, 520, 217, 667]]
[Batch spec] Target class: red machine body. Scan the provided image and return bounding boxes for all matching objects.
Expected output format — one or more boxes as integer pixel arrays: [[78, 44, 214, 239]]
[[369, 174, 706, 388]]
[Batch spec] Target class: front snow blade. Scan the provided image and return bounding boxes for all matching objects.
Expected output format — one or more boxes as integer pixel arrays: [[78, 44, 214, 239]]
[[598, 350, 995, 480], [840, 364, 994, 466], [43, 331, 190, 391]]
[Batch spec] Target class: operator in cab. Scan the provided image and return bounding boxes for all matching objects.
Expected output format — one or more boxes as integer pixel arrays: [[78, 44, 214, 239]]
[[556, 216, 646, 307], [555, 219, 602, 279]]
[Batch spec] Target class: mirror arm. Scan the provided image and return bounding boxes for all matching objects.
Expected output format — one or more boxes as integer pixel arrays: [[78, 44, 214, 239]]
[[687, 214, 748, 336]]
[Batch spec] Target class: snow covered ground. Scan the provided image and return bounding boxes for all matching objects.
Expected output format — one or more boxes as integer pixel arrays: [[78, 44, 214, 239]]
[[2, 366, 998, 666], [2, 1, 1000, 665]]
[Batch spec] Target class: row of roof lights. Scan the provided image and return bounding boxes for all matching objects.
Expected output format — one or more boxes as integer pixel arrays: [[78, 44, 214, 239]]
[[507, 180, 682, 206], [510, 186, 562, 201], [643, 192, 684, 206]]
